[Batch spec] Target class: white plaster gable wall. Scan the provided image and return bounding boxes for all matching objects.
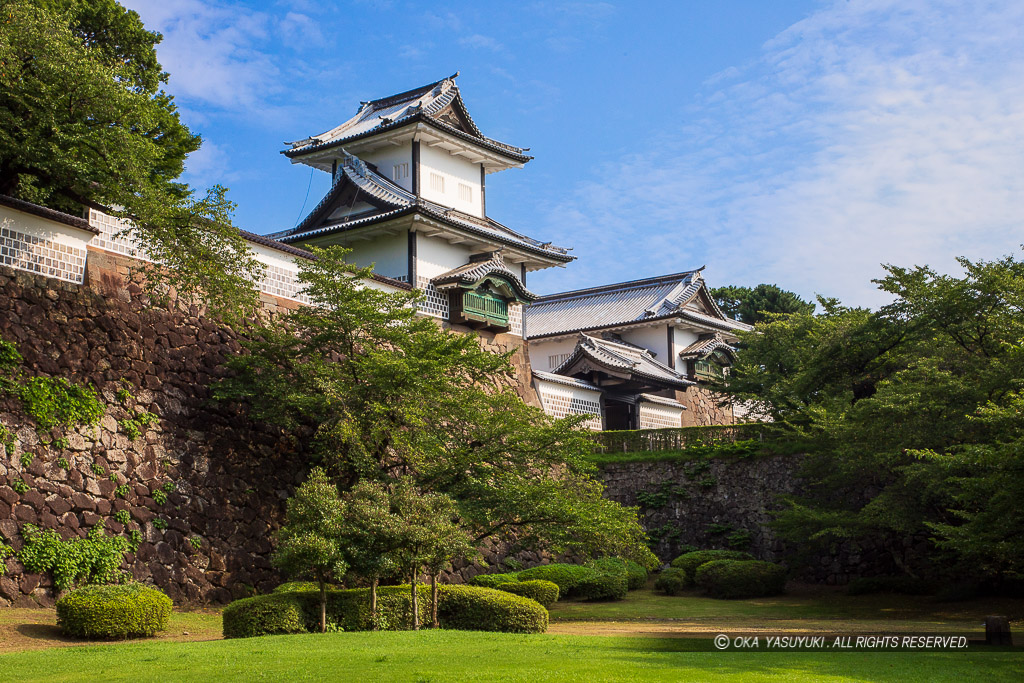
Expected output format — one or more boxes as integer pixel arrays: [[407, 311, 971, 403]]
[[419, 144, 482, 217], [620, 324, 669, 362], [327, 200, 375, 222], [361, 144, 414, 192], [526, 337, 580, 372], [672, 327, 700, 373], [345, 230, 409, 281]]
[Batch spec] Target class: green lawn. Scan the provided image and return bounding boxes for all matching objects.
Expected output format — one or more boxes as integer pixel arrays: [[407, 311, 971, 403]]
[[0, 629, 1020, 682], [548, 585, 1024, 635], [1, 587, 1020, 681]]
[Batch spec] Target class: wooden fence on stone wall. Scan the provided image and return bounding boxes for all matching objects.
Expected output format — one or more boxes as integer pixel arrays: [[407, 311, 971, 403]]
[[591, 423, 769, 453]]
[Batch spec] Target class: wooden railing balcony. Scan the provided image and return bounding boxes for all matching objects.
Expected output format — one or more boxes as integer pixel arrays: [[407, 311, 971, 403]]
[[462, 290, 508, 327]]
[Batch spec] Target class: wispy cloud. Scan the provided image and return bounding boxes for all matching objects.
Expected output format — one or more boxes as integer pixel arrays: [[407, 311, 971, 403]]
[[122, 0, 280, 111], [459, 34, 504, 52], [530, 0, 1024, 307], [182, 141, 236, 189], [280, 12, 325, 49]]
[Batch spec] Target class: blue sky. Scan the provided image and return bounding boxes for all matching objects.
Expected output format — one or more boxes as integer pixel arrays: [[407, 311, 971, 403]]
[[122, 0, 1024, 307]]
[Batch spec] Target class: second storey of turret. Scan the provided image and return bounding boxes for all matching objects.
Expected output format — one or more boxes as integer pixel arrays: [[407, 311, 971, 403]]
[[268, 74, 572, 337]]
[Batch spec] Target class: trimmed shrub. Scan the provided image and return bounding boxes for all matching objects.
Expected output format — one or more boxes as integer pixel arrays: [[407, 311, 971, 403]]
[[694, 560, 786, 599], [575, 572, 628, 601], [468, 573, 520, 589], [56, 583, 172, 639], [497, 579, 559, 607], [586, 557, 647, 590], [437, 585, 548, 633], [846, 576, 935, 596], [223, 593, 307, 638], [272, 581, 342, 594], [654, 568, 688, 596], [670, 550, 755, 585], [223, 584, 547, 637], [515, 564, 598, 598], [225, 586, 427, 636]]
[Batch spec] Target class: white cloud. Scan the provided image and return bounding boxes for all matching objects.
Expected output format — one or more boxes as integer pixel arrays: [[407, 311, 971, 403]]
[[280, 12, 325, 48], [182, 142, 236, 189], [122, 0, 280, 111], [459, 34, 504, 52], [531, 0, 1024, 307]]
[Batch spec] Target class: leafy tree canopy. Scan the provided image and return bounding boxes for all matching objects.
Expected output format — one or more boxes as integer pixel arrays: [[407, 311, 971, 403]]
[[272, 467, 348, 633], [0, 0, 260, 316], [215, 247, 657, 569], [722, 252, 1024, 582], [711, 284, 815, 325]]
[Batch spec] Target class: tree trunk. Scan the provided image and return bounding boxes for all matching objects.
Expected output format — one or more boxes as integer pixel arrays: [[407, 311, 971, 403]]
[[431, 572, 439, 629], [411, 571, 419, 630], [319, 577, 327, 634], [371, 577, 379, 631]]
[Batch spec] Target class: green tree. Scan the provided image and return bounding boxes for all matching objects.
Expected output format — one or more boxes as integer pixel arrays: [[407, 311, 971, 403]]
[[722, 252, 1024, 581], [388, 480, 473, 630], [272, 468, 348, 633], [711, 284, 815, 325], [339, 480, 400, 629], [0, 1, 260, 316], [215, 246, 656, 572]]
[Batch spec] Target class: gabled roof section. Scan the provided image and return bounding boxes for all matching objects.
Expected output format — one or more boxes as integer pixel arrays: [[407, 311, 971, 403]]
[[283, 73, 532, 164], [267, 151, 572, 263], [526, 271, 753, 339], [678, 333, 736, 361], [553, 334, 694, 391], [532, 370, 602, 392], [432, 251, 537, 301], [639, 393, 687, 409]]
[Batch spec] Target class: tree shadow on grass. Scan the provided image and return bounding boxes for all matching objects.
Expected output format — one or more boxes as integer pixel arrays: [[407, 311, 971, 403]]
[[15, 622, 76, 644]]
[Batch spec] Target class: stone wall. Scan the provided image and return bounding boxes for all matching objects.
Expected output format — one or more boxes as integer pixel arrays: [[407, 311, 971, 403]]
[[0, 253, 539, 606], [677, 385, 735, 427], [599, 455, 905, 584]]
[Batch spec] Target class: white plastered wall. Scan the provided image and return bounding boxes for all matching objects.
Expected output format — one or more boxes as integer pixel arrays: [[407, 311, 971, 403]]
[[1, 205, 93, 283], [345, 230, 409, 281], [534, 377, 603, 431], [361, 143, 414, 192], [419, 144, 482, 217], [246, 241, 310, 304], [638, 401, 685, 429], [620, 324, 669, 361], [672, 327, 700, 373], [527, 337, 580, 372]]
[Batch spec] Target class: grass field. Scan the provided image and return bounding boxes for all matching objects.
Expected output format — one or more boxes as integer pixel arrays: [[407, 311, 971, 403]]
[[0, 629, 1021, 682], [0, 585, 1021, 681]]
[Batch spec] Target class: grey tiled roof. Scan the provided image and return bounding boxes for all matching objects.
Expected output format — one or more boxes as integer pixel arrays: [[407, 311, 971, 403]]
[[268, 152, 572, 262], [0, 194, 98, 234], [432, 251, 537, 301], [526, 271, 752, 338], [532, 371, 602, 392], [554, 334, 694, 390], [678, 333, 736, 360], [283, 74, 531, 163], [639, 393, 687, 409]]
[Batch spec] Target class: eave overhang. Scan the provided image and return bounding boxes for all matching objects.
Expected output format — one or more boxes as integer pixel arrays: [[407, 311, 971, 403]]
[[284, 116, 531, 173]]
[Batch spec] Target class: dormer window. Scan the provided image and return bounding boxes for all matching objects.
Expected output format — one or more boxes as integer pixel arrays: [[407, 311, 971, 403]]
[[392, 163, 409, 181]]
